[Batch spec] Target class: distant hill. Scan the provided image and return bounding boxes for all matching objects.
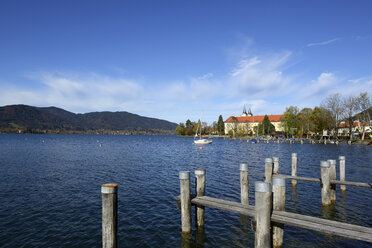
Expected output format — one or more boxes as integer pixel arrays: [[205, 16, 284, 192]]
[[0, 105, 178, 134]]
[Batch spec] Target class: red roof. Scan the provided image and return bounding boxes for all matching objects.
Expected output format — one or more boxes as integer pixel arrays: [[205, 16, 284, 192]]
[[224, 115, 283, 123], [338, 122, 367, 128]]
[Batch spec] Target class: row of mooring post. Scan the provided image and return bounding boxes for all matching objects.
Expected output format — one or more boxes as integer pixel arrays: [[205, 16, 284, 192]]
[[177, 154, 348, 247], [179, 161, 287, 248], [98, 155, 347, 248], [320, 156, 346, 206]]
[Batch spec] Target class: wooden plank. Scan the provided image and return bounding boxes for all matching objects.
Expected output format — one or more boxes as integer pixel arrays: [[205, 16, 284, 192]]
[[273, 174, 320, 183], [191, 196, 255, 217], [173, 195, 372, 242], [273, 174, 371, 188], [272, 210, 372, 235], [330, 180, 372, 188], [271, 211, 372, 243]]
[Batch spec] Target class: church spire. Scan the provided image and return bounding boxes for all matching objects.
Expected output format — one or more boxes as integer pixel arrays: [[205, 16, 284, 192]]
[[248, 107, 253, 116], [241, 105, 248, 116]]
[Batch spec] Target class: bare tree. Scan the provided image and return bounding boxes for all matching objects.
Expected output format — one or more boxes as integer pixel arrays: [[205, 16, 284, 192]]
[[322, 93, 344, 139], [342, 96, 358, 140], [357, 92, 371, 140]]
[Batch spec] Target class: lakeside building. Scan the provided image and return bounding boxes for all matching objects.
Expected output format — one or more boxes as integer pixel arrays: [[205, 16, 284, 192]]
[[338, 120, 371, 136], [224, 106, 284, 135]]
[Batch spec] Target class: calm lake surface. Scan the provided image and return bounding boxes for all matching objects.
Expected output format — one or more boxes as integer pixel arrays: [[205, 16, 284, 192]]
[[0, 134, 371, 247]]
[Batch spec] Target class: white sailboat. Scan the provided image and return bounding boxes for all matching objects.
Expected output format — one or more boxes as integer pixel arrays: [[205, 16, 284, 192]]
[[193, 117, 212, 145]]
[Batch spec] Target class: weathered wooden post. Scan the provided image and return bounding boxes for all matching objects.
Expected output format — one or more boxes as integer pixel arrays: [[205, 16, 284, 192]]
[[339, 156, 346, 192], [240, 163, 249, 205], [328, 159, 337, 202], [179, 171, 191, 233], [272, 177, 286, 248], [273, 157, 280, 175], [291, 153, 297, 187], [255, 181, 272, 248], [102, 183, 118, 248], [320, 161, 331, 206], [195, 169, 206, 230], [264, 158, 273, 184]]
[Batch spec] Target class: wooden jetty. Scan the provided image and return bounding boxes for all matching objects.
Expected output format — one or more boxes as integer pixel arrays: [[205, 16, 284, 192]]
[[175, 155, 372, 247]]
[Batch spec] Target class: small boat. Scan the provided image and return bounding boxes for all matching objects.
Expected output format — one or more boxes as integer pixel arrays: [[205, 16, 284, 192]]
[[194, 135, 212, 145], [249, 138, 258, 144], [193, 114, 212, 145]]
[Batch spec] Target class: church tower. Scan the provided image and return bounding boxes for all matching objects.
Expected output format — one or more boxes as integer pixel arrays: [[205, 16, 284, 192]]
[[241, 105, 248, 117], [248, 107, 253, 116], [241, 105, 253, 117]]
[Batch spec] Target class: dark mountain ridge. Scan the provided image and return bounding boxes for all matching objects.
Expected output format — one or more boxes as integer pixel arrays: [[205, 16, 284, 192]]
[[0, 105, 177, 134]]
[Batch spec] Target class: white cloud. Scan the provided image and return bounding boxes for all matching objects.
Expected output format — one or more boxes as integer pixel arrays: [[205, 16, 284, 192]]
[[301, 72, 338, 99], [307, 38, 341, 47], [228, 51, 293, 98], [0, 72, 144, 113], [157, 73, 221, 102], [197, 73, 214, 80]]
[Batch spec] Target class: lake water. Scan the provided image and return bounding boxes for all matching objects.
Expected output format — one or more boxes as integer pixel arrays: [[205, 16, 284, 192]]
[[0, 134, 371, 247]]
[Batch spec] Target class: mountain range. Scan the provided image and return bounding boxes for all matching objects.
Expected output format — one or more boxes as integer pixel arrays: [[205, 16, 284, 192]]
[[0, 105, 178, 134]]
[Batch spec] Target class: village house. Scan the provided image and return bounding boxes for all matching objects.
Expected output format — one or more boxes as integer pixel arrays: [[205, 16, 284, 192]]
[[224, 106, 284, 135], [337, 120, 371, 136]]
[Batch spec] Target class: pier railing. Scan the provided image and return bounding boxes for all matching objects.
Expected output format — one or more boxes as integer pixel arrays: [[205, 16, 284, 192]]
[[98, 154, 371, 248], [175, 155, 372, 247]]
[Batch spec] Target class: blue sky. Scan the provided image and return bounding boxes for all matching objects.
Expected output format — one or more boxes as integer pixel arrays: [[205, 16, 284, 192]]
[[1, 1, 371, 124]]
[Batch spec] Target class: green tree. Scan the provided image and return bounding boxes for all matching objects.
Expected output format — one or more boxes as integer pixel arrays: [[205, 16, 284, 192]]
[[217, 115, 225, 135], [281, 106, 299, 137], [310, 107, 333, 134], [185, 119, 193, 129], [175, 123, 185, 136], [257, 115, 275, 135], [298, 108, 313, 138]]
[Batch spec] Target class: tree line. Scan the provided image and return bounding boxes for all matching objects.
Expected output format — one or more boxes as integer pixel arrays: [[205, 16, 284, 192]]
[[176, 115, 225, 136], [281, 92, 371, 140], [176, 91, 371, 140]]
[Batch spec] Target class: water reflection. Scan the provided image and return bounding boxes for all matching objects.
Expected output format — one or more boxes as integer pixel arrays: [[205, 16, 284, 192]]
[[238, 215, 250, 227], [322, 204, 337, 220], [195, 230, 207, 248], [291, 185, 299, 212], [181, 232, 192, 248]]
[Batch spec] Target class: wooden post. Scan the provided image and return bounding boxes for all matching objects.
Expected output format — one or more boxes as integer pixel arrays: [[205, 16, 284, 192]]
[[240, 163, 249, 205], [195, 169, 206, 230], [328, 159, 337, 202], [255, 181, 272, 248], [102, 183, 118, 248], [291, 153, 297, 187], [179, 171, 191, 233], [320, 161, 331, 206], [339, 156, 346, 192], [264, 158, 273, 184], [273, 157, 280, 175], [272, 177, 286, 248]]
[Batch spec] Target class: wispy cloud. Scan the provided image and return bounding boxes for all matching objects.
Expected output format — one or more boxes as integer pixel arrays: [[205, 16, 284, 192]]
[[228, 51, 293, 98], [307, 38, 341, 47], [303, 72, 337, 97], [0, 72, 144, 113]]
